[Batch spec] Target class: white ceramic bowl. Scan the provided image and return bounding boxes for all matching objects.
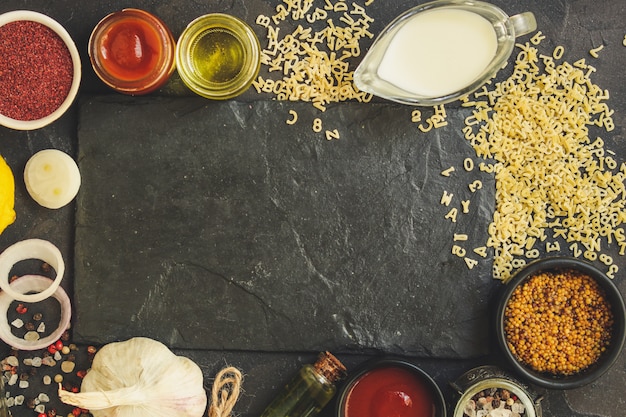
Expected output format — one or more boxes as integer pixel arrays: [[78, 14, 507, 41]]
[[0, 10, 81, 130]]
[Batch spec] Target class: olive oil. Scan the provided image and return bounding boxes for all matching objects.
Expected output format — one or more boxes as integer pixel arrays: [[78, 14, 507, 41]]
[[176, 13, 261, 99], [192, 28, 244, 84], [259, 352, 346, 417]]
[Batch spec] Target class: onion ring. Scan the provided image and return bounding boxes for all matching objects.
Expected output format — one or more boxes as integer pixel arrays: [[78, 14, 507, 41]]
[[0, 275, 71, 350], [0, 239, 65, 302]]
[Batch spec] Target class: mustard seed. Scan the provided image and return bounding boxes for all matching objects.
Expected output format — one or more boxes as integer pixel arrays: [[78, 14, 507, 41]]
[[504, 269, 614, 375]]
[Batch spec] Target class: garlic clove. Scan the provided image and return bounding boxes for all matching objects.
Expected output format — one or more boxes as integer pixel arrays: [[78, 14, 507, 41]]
[[24, 149, 81, 209]]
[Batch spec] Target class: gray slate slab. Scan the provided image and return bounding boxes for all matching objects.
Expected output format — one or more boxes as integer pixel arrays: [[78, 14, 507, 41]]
[[73, 96, 495, 357]]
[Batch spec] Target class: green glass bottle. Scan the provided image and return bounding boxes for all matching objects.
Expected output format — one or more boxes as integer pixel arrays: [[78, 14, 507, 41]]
[[259, 352, 346, 417]]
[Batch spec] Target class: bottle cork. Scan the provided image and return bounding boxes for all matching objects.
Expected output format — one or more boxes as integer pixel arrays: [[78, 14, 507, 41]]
[[314, 351, 347, 383]]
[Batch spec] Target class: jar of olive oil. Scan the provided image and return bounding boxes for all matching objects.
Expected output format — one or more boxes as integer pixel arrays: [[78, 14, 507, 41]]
[[176, 13, 261, 100]]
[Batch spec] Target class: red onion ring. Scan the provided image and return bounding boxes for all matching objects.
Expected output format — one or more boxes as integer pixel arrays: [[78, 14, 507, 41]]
[[0, 239, 64, 302], [0, 275, 71, 350]]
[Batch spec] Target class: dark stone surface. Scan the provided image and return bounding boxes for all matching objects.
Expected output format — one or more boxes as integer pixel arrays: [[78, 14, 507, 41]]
[[73, 96, 495, 357], [0, 0, 625, 417]]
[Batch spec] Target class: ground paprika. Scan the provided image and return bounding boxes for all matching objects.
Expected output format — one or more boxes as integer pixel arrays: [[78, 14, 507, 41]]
[[0, 20, 73, 121]]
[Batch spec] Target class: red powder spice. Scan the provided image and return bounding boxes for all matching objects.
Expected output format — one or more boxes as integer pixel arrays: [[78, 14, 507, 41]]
[[0, 20, 74, 121]]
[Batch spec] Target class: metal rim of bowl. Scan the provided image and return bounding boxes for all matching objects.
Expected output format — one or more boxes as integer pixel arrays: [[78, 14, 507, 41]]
[[495, 257, 626, 390], [335, 357, 447, 417], [0, 10, 81, 130]]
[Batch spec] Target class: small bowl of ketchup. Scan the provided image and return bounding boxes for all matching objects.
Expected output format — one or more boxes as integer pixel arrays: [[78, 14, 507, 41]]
[[336, 357, 447, 417], [89, 8, 176, 95]]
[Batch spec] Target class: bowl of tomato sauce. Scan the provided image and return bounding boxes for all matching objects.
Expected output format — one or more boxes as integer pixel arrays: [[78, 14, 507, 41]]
[[89, 8, 176, 95], [336, 357, 447, 417]]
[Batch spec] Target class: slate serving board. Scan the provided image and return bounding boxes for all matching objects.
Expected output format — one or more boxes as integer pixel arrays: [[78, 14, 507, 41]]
[[73, 96, 495, 357]]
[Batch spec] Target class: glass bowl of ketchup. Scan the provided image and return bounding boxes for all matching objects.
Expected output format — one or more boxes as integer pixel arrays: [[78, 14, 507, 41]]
[[336, 357, 447, 417], [89, 8, 176, 95]]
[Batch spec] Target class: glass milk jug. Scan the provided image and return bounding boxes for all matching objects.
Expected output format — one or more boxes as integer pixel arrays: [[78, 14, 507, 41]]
[[354, 0, 537, 106]]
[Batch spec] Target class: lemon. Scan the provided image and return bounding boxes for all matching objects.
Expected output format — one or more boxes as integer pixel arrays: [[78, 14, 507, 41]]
[[0, 155, 16, 234]]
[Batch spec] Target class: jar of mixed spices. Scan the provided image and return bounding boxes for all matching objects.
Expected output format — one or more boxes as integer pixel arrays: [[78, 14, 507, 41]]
[[451, 366, 543, 417]]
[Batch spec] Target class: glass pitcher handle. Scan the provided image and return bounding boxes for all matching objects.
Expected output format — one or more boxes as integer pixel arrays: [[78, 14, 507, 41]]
[[510, 12, 537, 37]]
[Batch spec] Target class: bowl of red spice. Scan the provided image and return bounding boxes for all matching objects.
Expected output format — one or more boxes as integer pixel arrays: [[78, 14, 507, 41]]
[[496, 257, 626, 390], [0, 10, 81, 130], [336, 357, 447, 417]]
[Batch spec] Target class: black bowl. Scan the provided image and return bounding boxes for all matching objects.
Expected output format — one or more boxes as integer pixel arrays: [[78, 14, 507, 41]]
[[495, 257, 626, 389], [336, 357, 447, 417]]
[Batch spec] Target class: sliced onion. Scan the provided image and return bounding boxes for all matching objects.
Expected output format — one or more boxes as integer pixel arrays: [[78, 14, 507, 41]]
[[24, 149, 81, 209], [0, 275, 71, 350], [0, 239, 64, 302]]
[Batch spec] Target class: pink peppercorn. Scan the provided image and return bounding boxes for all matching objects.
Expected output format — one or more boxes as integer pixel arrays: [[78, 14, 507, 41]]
[[0, 20, 73, 121]]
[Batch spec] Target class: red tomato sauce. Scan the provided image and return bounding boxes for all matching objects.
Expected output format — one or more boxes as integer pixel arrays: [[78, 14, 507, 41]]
[[99, 17, 162, 81], [344, 366, 437, 417]]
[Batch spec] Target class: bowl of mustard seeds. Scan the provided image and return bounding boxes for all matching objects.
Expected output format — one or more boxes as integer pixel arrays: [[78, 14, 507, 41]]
[[496, 257, 626, 389]]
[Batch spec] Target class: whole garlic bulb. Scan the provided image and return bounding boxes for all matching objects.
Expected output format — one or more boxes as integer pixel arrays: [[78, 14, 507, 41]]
[[59, 337, 207, 417]]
